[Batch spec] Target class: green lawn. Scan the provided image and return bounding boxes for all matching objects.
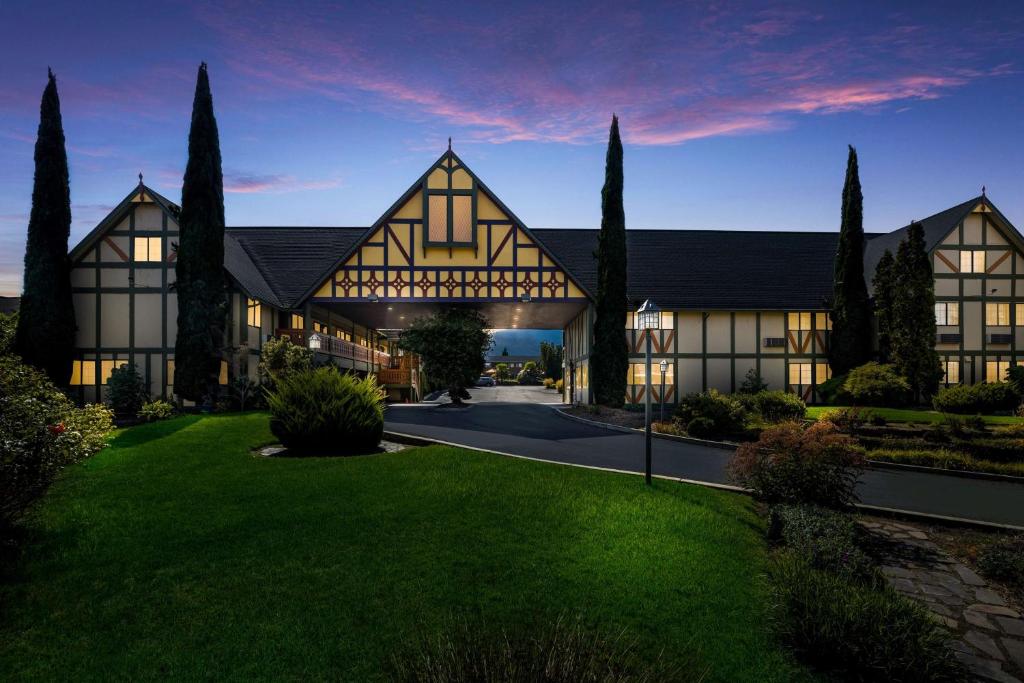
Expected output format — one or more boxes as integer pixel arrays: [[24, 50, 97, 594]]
[[0, 413, 806, 681], [805, 405, 1023, 425]]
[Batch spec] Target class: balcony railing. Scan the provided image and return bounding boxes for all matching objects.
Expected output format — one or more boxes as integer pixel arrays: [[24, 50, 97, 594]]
[[280, 330, 391, 367]]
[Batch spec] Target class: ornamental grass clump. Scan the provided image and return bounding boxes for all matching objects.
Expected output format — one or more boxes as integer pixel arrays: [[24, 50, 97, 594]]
[[266, 367, 384, 455], [729, 421, 865, 508]]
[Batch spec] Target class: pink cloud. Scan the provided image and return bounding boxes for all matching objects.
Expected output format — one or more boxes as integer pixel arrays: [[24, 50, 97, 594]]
[[224, 172, 343, 194]]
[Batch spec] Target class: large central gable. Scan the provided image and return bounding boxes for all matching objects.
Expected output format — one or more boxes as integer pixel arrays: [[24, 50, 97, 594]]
[[304, 149, 589, 305]]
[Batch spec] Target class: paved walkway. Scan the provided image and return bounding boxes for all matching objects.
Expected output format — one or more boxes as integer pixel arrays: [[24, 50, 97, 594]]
[[384, 402, 1024, 528], [867, 519, 1024, 681]]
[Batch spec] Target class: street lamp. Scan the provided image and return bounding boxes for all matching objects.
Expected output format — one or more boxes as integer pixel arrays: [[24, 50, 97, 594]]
[[636, 299, 660, 485], [659, 359, 668, 423]]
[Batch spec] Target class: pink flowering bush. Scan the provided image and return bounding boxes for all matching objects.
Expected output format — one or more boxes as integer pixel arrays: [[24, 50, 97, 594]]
[[728, 421, 865, 508]]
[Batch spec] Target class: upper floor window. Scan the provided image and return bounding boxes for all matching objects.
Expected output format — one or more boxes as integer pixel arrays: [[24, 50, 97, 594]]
[[1017, 304, 1024, 327], [290, 313, 304, 330], [423, 157, 476, 247], [133, 236, 162, 262], [960, 250, 986, 273], [986, 303, 1010, 326], [246, 298, 261, 328], [935, 302, 959, 326], [788, 312, 812, 331]]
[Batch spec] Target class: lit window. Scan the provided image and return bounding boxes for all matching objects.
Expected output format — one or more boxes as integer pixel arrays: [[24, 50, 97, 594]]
[[219, 360, 229, 386], [100, 359, 127, 385], [167, 359, 175, 385], [1017, 303, 1024, 327], [986, 303, 1010, 326], [290, 313, 304, 329], [246, 298, 261, 328], [787, 312, 813, 331], [70, 360, 96, 386], [960, 250, 986, 273], [423, 158, 476, 247], [787, 362, 830, 385], [986, 360, 1010, 383], [941, 360, 960, 384], [312, 321, 327, 334], [133, 237, 162, 262], [628, 362, 674, 385], [935, 302, 960, 326]]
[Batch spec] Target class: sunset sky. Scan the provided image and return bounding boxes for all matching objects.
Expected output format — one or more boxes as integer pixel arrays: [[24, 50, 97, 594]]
[[1, 0, 1023, 296]]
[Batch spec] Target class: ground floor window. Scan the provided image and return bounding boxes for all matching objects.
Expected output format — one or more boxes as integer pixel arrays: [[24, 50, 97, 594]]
[[1017, 303, 1024, 326], [940, 359, 960, 384], [788, 362, 830, 385], [986, 360, 1014, 383], [290, 313, 304, 329], [166, 359, 227, 386], [70, 359, 96, 386], [100, 359, 128, 385], [627, 361, 674, 386]]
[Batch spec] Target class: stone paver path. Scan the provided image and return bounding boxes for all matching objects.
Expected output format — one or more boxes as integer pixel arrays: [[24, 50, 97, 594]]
[[863, 519, 1024, 682]]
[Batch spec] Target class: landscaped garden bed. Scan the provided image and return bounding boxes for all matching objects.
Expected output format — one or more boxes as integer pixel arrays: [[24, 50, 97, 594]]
[[0, 412, 808, 681]]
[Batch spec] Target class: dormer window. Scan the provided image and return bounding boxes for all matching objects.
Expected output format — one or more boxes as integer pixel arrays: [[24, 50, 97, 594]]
[[422, 154, 476, 248]]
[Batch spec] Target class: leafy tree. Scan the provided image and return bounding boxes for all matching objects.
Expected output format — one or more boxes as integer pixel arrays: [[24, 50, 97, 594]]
[[890, 222, 942, 402], [829, 146, 872, 375], [14, 69, 75, 386], [174, 63, 227, 405], [399, 308, 492, 405], [258, 335, 313, 388], [590, 115, 628, 407], [539, 341, 564, 381], [871, 249, 897, 363], [494, 362, 510, 383], [516, 360, 544, 385]]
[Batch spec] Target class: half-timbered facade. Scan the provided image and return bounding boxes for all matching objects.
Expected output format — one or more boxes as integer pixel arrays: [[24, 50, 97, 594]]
[[63, 148, 1024, 406]]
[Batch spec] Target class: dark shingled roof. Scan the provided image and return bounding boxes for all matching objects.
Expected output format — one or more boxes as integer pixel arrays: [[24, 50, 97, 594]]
[[862, 196, 981, 292], [225, 227, 367, 308], [533, 229, 852, 310]]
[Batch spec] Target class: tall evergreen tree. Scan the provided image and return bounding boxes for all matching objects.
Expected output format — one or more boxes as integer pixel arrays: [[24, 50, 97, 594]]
[[828, 145, 872, 375], [15, 69, 75, 385], [891, 222, 942, 402], [590, 115, 628, 407], [871, 249, 896, 363], [174, 63, 227, 404]]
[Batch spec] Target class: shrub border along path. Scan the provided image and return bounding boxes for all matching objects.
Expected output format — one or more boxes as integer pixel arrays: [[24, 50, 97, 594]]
[[865, 519, 1024, 681]]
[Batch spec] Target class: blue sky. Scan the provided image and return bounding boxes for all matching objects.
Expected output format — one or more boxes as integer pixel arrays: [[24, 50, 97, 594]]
[[2, 0, 1023, 296]]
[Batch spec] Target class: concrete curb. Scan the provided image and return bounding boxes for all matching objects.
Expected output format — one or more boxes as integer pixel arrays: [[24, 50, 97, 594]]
[[381, 429, 1024, 532], [552, 406, 1024, 485]]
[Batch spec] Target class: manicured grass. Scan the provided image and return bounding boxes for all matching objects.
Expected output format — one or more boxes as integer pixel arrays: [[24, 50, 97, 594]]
[[805, 405, 1023, 425], [0, 413, 807, 681]]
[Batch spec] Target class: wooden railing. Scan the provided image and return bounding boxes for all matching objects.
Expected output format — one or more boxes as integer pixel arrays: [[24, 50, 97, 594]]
[[281, 330, 390, 367], [376, 368, 412, 385]]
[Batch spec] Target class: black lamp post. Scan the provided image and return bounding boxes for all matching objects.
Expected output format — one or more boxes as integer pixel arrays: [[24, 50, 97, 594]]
[[659, 359, 668, 423], [636, 299, 660, 485]]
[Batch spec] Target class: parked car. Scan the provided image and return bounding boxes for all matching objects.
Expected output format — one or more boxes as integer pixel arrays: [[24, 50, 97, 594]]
[[475, 376, 496, 387]]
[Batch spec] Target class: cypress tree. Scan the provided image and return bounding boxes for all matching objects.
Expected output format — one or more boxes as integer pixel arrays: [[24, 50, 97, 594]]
[[590, 115, 628, 407], [174, 63, 227, 404], [871, 249, 896, 363], [15, 69, 76, 385], [891, 222, 942, 402], [828, 145, 872, 375]]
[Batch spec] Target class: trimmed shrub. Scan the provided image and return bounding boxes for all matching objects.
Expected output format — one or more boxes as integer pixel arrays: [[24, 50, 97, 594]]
[[775, 505, 876, 582], [543, 377, 556, 389], [555, 378, 564, 393], [1, 355, 112, 526], [933, 382, 1020, 414], [106, 363, 148, 419], [738, 367, 768, 394], [516, 361, 544, 385], [841, 362, 911, 407], [771, 554, 965, 682], [258, 336, 313, 388], [674, 390, 746, 439], [138, 400, 175, 422], [978, 536, 1024, 592], [389, 614, 689, 682], [729, 421, 865, 508], [685, 416, 717, 439], [266, 367, 384, 455], [817, 406, 872, 432], [749, 390, 805, 423], [867, 449, 1024, 478]]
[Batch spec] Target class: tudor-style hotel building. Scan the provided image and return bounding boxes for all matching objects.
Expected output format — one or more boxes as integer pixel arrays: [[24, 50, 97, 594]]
[[67, 149, 1024, 405]]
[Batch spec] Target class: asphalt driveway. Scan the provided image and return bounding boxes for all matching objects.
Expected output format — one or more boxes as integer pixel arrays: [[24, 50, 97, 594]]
[[385, 402, 1024, 528]]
